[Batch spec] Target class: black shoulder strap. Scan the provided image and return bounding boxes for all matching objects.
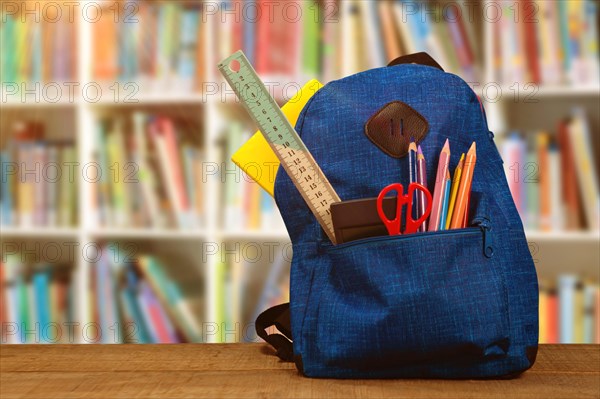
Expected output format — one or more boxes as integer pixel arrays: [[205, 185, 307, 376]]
[[388, 52, 444, 71], [255, 303, 293, 362]]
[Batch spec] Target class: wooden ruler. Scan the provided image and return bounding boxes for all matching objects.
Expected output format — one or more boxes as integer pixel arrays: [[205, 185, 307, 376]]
[[218, 51, 341, 244]]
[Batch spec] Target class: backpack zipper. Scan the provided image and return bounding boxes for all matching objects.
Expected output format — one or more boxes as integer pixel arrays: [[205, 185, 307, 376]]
[[472, 217, 494, 258], [327, 221, 493, 257]]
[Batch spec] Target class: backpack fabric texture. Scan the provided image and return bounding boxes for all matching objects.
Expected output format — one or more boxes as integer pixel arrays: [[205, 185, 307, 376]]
[[271, 62, 539, 378]]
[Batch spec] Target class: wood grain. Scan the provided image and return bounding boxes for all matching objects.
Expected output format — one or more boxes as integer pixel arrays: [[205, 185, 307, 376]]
[[1, 344, 599, 399]]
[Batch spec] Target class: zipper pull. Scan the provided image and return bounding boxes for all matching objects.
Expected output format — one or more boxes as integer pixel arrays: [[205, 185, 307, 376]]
[[474, 218, 494, 258]]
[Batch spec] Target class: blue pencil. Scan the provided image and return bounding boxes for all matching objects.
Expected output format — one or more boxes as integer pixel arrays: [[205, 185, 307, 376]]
[[439, 171, 452, 230]]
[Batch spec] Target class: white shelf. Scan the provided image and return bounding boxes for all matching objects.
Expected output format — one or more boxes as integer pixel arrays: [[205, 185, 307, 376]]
[[3, 84, 596, 109], [525, 230, 600, 242], [532, 85, 600, 97], [221, 229, 290, 240], [92, 93, 207, 106], [473, 84, 599, 104], [0, 98, 79, 108], [0, 226, 80, 238], [87, 228, 207, 239]]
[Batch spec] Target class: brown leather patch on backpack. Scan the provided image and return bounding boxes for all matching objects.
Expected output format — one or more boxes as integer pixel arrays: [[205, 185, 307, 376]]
[[364, 101, 429, 158]]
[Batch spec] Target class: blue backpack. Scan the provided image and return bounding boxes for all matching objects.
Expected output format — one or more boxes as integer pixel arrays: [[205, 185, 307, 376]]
[[255, 53, 539, 379]]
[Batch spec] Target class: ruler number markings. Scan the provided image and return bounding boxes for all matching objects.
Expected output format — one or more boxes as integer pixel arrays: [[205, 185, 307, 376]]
[[219, 52, 340, 244]]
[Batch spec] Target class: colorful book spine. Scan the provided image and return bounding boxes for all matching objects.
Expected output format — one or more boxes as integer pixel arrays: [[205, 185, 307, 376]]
[[502, 133, 525, 220], [546, 287, 559, 344], [537, 133, 551, 231], [3, 256, 22, 344], [301, 1, 321, 78], [132, 112, 162, 228], [548, 144, 563, 230], [96, 253, 121, 343], [17, 142, 35, 227], [138, 256, 201, 342], [243, 0, 257, 65], [59, 146, 76, 227], [137, 281, 179, 344], [178, 7, 200, 84], [121, 267, 152, 344], [0, 151, 13, 225], [46, 146, 59, 226], [568, 109, 599, 230], [32, 266, 51, 343], [538, 281, 548, 343], [525, 137, 539, 230], [559, 274, 577, 343]]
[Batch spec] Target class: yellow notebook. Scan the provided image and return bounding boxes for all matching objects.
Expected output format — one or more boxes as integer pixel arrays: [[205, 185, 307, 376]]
[[231, 79, 323, 197]]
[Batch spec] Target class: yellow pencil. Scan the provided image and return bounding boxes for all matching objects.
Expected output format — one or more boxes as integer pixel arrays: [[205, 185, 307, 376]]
[[445, 153, 465, 229]]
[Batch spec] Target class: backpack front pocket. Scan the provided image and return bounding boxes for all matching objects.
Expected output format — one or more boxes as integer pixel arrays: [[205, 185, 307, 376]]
[[315, 227, 510, 370]]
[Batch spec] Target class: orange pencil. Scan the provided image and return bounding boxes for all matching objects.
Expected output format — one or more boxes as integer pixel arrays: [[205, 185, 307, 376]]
[[428, 139, 450, 232], [450, 142, 477, 229], [462, 188, 471, 228]]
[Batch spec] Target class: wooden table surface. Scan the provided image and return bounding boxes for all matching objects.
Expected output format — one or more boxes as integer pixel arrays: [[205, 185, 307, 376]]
[[1, 344, 599, 399]]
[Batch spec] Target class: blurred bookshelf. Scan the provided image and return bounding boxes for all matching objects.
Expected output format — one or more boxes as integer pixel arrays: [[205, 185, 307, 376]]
[[1, 1, 599, 344]]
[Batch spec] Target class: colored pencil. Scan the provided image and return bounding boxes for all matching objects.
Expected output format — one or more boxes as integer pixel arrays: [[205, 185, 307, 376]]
[[446, 153, 465, 229], [462, 186, 471, 228], [450, 142, 477, 229], [408, 138, 418, 219], [439, 170, 452, 230], [416, 145, 428, 232], [428, 139, 450, 232]]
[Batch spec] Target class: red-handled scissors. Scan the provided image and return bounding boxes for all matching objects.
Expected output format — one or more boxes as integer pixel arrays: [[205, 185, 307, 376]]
[[377, 183, 432, 235]]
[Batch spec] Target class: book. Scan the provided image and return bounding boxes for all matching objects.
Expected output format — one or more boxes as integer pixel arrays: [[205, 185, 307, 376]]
[[96, 252, 121, 344], [525, 135, 539, 230], [137, 256, 202, 342], [1, 254, 75, 344], [559, 274, 577, 343], [255, 0, 301, 81], [32, 264, 51, 343], [583, 282, 597, 344], [567, 109, 599, 230], [539, 278, 600, 344], [321, 0, 340, 82], [362, 1, 385, 68], [546, 286, 559, 344], [502, 133, 526, 220], [538, 281, 548, 343], [93, 5, 118, 80], [177, 6, 200, 88], [250, 249, 289, 331], [380, 1, 402, 61], [209, 251, 227, 343], [341, 0, 361, 76], [301, 1, 321, 79], [150, 117, 191, 229], [17, 141, 35, 227], [548, 143, 563, 230], [0, 150, 13, 225], [132, 112, 162, 228], [137, 281, 179, 343], [558, 119, 584, 230], [537, 133, 551, 231], [94, 114, 203, 229], [59, 145, 77, 227], [119, 266, 152, 344], [3, 255, 22, 344], [243, 0, 257, 64]]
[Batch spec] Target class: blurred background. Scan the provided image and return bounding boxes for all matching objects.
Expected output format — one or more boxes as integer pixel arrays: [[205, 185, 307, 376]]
[[0, 0, 598, 344]]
